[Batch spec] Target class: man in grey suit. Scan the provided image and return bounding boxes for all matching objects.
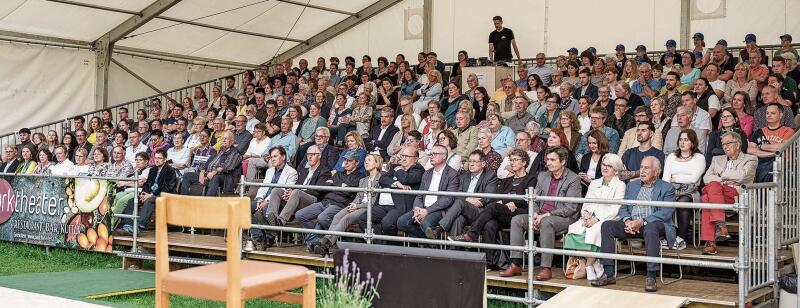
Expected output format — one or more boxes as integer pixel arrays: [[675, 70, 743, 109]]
[[397, 145, 460, 238], [502, 146, 582, 280], [426, 150, 498, 239]]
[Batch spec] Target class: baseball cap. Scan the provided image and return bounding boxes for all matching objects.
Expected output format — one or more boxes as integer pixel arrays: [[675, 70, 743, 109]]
[[567, 47, 578, 54], [692, 32, 704, 40], [744, 34, 757, 43], [343, 150, 360, 161], [587, 47, 597, 54], [716, 39, 728, 47], [663, 51, 675, 57], [780, 34, 793, 42], [635, 45, 647, 52], [615, 44, 625, 51]]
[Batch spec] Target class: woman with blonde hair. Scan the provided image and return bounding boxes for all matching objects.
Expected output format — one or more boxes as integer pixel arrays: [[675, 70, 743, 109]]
[[312, 153, 384, 255], [389, 113, 418, 156], [563, 153, 626, 282], [620, 59, 639, 84], [333, 131, 368, 176], [724, 62, 758, 105], [413, 65, 443, 114]]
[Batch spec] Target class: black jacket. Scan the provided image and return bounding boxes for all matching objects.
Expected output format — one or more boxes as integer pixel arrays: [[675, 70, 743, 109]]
[[573, 83, 599, 101], [494, 172, 537, 209], [298, 143, 340, 172], [0, 159, 20, 173], [143, 164, 178, 196], [457, 170, 498, 206], [321, 169, 363, 206], [296, 166, 332, 199], [377, 163, 425, 212]]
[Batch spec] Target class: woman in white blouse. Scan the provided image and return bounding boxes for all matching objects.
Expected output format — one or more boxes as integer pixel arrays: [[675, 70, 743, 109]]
[[167, 133, 191, 172], [662, 128, 706, 246], [563, 153, 626, 282]]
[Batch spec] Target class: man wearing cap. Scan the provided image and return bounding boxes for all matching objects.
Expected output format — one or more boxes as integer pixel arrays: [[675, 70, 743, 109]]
[[567, 48, 579, 63], [775, 34, 799, 60], [740, 34, 767, 65], [488, 16, 521, 65], [614, 44, 627, 71], [528, 53, 552, 86], [634, 45, 652, 65], [295, 149, 363, 251], [659, 40, 678, 67]]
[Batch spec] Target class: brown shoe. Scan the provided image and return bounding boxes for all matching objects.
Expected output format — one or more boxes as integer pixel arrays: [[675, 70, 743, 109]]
[[703, 241, 718, 255], [535, 267, 552, 281], [715, 225, 731, 242], [645, 276, 658, 292], [591, 273, 616, 287], [499, 263, 523, 277]]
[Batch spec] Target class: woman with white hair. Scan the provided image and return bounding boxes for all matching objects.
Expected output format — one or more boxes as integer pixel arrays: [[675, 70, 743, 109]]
[[563, 153, 627, 282]]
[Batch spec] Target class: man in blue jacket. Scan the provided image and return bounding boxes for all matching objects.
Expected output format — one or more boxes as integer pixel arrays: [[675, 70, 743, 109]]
[[592, 156, 676, 292]]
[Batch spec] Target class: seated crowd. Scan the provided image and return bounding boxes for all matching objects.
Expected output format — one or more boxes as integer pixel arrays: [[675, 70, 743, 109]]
[[2, 29, 798, 293]]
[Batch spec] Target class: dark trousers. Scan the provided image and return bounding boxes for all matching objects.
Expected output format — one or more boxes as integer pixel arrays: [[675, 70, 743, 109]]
[[123, 195, 157, 228], [397, 209, 444, 238], [600, 219, 666, 273], [439, 199, 483, 235], [467, 203, 527, 237], [357, 204, 410, 245]]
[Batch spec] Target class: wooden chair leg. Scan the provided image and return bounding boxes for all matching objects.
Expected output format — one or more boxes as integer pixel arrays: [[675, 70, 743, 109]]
[[156, 290, 169, 308], [302, 270, 316, 308]]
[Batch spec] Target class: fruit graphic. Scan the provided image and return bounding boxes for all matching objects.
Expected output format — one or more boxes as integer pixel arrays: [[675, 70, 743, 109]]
[[73, 179, 108, 213]]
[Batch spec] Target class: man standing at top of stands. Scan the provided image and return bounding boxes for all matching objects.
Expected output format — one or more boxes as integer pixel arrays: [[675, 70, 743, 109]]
[[488, 16, 521, 65], [594, 156, 675, 292]]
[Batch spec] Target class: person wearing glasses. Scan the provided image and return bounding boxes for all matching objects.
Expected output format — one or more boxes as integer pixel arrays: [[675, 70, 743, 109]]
[[428, 150, 497, 242], [397, 145, 460, 239], [120, 149, 177, 234], [0, 146, 19, 173], [249, 146, 298, 250]]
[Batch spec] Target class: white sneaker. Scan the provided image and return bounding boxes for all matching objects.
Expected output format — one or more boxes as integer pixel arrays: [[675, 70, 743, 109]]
[[593, 261, 604, 278], [586, 263, 597, 281], [660, 236, 687, 250]]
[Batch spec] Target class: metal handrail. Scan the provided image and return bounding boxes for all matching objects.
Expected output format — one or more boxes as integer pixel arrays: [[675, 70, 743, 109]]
[[774, 129, 800, 154]]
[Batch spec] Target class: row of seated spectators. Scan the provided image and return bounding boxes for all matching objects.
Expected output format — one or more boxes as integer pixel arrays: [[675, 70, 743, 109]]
[[1, 38, 798, 292]]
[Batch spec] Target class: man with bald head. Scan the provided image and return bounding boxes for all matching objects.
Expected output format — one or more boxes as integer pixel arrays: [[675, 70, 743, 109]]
[[593, 156, 676, 293]]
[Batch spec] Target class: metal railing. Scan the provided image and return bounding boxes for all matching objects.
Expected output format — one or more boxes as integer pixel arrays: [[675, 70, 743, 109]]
[[740, 183, 777, 293], [212, 179, 742, 307]]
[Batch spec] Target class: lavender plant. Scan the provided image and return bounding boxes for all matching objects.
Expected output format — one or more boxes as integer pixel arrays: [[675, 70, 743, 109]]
[[318, 249, 382, 308]]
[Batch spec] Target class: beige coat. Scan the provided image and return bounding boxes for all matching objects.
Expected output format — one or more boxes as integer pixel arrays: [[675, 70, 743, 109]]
[[567, 176, 626, 247], [703, 153, 758, 193], [451, 126, 478, 160]]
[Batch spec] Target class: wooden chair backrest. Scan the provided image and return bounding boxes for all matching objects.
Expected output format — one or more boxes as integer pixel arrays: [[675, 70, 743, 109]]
[[156, 193, 251, 229]]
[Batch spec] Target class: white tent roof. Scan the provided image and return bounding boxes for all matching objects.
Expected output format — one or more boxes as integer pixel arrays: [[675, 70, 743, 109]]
[[0, 0, 380, 65]]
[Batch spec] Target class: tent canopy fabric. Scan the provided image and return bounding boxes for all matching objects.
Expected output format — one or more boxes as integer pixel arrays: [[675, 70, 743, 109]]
[[0, 0, 378, 65]]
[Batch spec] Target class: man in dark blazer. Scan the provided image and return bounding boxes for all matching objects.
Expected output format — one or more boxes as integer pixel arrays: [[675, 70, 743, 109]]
[[367, 108, 400, 159], [573, 68, 599, 101], [297, 127, 339, 171], [427, 150, 498, 239], [397, 145, 460, 238], [121, 149, 178, 233], [0, 145, 20, 173], [358, 146, 424, 241], [593, 156, 676, 292]]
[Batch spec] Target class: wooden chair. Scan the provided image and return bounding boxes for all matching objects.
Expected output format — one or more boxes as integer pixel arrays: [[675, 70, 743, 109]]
[[155, 193, 316, 308]]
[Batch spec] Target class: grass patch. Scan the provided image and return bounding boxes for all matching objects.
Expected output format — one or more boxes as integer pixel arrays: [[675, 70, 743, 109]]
[[0, 241, 120, 276]]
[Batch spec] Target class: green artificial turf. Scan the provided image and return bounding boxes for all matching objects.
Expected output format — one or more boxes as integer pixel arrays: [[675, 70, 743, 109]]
[[0, 241, 525, 307]]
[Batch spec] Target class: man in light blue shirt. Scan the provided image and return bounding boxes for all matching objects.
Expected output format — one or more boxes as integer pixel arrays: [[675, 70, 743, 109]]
[[576, 106, 621, 156], [527, 53, 552, 86], [269, 117, 298, 162]]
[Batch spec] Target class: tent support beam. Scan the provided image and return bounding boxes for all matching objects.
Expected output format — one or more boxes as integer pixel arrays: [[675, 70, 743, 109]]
[[105, 0, 183, 44], [114, 46, 257, 69], [276, 0, 357, 16], [269, 0, 402, 65], [422, 0, 432, 52], [156, 16, 305, 43], [95, 34, 112, 110], [0, 29, 91, 47], [679, 0, 691, 49], [110, 58, 162, 93]]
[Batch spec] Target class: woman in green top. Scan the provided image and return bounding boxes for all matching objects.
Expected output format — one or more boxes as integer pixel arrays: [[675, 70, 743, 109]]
[[16, 147, 37, 174]]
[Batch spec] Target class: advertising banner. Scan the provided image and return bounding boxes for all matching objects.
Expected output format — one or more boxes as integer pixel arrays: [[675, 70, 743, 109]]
[[0, 175, 116, 252]]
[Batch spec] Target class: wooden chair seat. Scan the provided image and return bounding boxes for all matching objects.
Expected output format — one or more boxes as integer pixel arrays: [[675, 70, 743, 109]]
[[163, 261, 312, 301]]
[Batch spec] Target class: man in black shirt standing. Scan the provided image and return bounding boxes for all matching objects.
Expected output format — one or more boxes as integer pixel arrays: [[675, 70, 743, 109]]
[[488, 16, 521, 65]]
